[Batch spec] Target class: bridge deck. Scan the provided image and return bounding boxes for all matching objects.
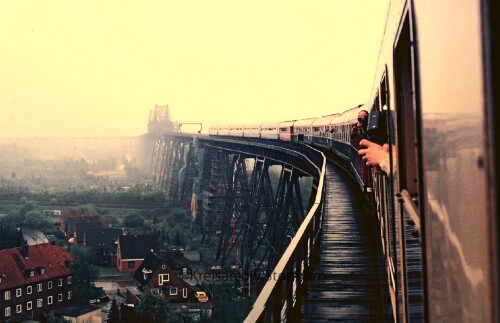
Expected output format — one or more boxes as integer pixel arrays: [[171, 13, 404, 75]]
[[294, 163, 385, 322]]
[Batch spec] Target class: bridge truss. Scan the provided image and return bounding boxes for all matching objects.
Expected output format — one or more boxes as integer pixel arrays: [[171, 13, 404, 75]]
[[145, 134, 321, 278]]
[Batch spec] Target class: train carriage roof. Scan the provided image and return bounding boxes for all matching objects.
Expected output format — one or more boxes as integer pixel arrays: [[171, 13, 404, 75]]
[[259, 121, 280, 128], [243, 123, 261, 129], [294, 118, 317, 127], [312, 114, 339, 127], [278, 120, 296, 128], [332, 105, 367, 124]]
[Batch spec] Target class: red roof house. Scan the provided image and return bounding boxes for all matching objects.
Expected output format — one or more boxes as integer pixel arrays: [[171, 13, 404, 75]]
[[116, 234, 158, 273], [0, 243, 73, 322], [60, 210, 92, 234]]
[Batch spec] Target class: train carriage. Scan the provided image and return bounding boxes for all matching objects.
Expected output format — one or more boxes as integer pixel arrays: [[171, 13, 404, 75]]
[[310, 114, 337, 149], [228, 124, 244, 137], [259, 121, 279, 140], [278, 120, 295, 141], [293, 118, 316, 143], [362, 0, 499, 321], [243, 124, 261, 138], [208, 125, 219, 136]]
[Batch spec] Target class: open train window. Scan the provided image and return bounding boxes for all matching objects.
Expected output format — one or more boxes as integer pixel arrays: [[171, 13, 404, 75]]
[[394, 14, 421, 202]]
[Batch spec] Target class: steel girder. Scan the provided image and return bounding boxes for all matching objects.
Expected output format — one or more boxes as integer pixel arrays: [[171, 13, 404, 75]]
[[150, 136, 200, 205], [199, 148, 307, 276], [201, 149, 230, 243]]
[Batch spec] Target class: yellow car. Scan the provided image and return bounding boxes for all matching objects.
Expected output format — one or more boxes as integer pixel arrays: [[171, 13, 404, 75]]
[[195, 291, 209, 303]]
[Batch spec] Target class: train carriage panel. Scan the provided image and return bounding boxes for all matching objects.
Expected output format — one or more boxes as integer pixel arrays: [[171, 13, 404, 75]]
[[243, 123, 261, 138], [410, 0, 493, 321], [293, 118, 316, 143], [311, 114, 338, 148], [260, 121, 279, 140], [278, 120, 296, 141], [229, 124, 244, 137], [208, 125, 219, 136]]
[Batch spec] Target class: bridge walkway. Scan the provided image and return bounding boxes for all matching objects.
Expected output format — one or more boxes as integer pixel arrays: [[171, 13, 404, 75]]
[[293, 163, 385, 322]]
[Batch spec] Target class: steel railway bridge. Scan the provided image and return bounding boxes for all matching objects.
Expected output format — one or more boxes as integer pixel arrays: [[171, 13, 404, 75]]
[[142, 106, 391, 322], [142, 133, 391, 322]]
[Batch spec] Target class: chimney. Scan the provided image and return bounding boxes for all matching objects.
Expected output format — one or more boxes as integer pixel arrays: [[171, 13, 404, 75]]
[[20, 241, 29, 259]]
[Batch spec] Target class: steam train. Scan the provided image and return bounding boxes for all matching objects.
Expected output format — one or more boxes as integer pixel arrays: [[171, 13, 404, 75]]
[[210, 0, 499, 321]]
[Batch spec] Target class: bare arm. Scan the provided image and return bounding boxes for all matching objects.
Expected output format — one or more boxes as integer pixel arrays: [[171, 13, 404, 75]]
[[358, 139, 390, 173]]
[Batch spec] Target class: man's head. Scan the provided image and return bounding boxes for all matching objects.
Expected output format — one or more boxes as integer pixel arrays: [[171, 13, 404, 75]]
[[357, 110, 369, 129]]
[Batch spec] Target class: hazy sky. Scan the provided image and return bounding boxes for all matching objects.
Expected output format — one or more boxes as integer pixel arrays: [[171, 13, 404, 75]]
[[0, 1, 388, 137]]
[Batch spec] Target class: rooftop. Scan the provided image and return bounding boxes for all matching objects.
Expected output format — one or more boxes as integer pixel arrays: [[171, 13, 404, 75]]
[[0, 243, 72, 290]]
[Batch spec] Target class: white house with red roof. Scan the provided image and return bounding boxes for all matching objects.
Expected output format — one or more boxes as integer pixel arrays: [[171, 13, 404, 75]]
[[0, 243, 73, 322]]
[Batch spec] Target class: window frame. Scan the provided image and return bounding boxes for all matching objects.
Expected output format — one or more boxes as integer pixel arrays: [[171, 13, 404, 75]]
[[158, 273, 170, 285]]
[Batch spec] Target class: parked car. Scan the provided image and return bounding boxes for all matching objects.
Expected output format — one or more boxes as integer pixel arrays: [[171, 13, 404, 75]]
[[195, 291, 209, 303]]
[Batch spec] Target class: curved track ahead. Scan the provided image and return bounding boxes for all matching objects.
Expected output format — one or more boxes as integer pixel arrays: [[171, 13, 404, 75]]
[[293, 163, 386, 322]]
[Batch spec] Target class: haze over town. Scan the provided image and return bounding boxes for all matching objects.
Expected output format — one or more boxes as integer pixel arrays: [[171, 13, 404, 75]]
[[1, 1, 388, 138]]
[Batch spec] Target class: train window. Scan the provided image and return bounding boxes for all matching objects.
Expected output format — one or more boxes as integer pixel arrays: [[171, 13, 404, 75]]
[[394, 15, 421, 202], [380, 72, 389, 108]]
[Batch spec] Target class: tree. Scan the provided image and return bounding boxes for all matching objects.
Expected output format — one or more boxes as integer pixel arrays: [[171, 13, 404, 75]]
[[173, 228, 182, 246], [78, 204, 97, 216], [135, 290, 169, 323], [19, 201, 37, 216], [107, 298, 122, 323], [123, 212, 145, 228], [70, 246, 102, 304], [15, 200, 38, 224], [23, 210, 49, 229]]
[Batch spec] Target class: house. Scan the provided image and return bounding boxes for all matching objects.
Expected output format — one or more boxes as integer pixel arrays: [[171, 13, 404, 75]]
[[116, 234, 158, 273], [60, 210, 92, 234], [128, 252, 194, 304], [82, 228, 122, 265], [74, 221, 104, 245], [55, 304, 102, 323], [0, 243, 73, 322], [65, 216, 104, 239]]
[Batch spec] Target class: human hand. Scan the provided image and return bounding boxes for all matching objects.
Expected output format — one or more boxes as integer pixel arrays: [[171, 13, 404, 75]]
[[358, 139, 389, 167]]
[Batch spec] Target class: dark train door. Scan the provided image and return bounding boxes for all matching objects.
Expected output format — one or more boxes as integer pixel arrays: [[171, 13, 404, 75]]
[[483, 0, 500, 320], [392, 7, 425, 323]]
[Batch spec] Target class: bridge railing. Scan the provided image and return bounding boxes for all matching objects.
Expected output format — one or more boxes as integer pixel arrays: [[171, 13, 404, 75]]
[[244, 146, 326, 322]]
